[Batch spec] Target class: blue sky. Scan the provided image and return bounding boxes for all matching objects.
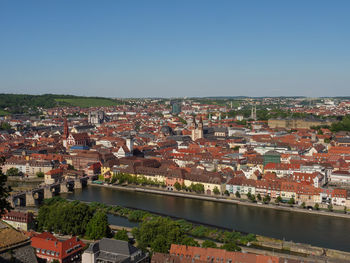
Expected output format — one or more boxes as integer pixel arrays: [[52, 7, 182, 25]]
[[0, 0, 349, 98]]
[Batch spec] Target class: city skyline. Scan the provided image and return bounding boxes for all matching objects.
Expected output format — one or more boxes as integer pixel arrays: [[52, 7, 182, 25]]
[[1, 0, 349, 97]]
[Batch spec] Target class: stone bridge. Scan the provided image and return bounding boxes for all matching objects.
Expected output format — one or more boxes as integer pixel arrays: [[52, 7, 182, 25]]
[[10, 175, 96, 207]]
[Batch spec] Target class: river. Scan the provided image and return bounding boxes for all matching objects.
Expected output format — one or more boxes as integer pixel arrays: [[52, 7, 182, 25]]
[[61, 185, 350, 252]]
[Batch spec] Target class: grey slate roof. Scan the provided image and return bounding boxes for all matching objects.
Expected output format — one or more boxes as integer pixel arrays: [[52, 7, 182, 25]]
[[98, 238, 138, 256], [0, 243, 38, 263]]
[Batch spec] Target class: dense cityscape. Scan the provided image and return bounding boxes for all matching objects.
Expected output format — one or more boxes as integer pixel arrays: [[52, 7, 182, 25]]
[[1, 0, 350, 262], [0, 95, 350, 262]]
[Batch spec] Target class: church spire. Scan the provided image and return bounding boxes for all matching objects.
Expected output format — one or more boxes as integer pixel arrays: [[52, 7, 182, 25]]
[[63, 118, 69, 139]]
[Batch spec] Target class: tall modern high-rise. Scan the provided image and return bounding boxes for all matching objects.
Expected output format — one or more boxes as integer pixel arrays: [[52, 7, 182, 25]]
[[171, 101, 181, 115]]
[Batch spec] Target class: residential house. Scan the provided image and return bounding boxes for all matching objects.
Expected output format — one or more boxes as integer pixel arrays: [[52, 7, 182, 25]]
[[2, 210, 35, 231]]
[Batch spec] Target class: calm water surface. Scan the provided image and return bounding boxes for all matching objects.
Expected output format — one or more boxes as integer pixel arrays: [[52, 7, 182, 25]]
[[61, 185, 350, 252]]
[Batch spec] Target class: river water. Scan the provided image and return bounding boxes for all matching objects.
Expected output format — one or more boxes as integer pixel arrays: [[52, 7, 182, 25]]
[[61, 185, 350, 252]]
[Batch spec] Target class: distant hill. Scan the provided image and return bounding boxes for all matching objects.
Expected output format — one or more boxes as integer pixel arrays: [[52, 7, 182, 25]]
[[54, 97, 121, 107], [0, 94, 122, 115]]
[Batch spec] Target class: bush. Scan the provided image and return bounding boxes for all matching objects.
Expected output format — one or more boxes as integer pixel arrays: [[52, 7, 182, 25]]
[[6, 167, 20, 177]]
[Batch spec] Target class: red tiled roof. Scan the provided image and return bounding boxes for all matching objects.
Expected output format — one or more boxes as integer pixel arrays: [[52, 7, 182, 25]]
[[31, 232, 85, 260]]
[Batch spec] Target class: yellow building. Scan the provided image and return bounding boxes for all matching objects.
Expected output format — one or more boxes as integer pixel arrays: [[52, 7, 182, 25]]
[[268, 118, 334, 130]]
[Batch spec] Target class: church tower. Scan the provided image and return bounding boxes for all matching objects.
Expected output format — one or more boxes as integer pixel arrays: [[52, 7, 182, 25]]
[[126, 135, 134, 153], [191, 116, 203, 141], [250, 106, 257, 121], [63, 118, 69, 148]]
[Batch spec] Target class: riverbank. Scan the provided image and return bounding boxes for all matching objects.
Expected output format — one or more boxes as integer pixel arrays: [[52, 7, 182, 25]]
[[108, 223, 350, 263], [89, 182, 350, 220]]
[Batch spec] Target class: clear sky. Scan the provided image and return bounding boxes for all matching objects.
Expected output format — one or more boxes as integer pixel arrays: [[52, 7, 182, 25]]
[[0, 0, 349, 98]]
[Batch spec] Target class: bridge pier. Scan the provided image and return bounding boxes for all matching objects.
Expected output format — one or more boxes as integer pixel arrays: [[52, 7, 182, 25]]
[[9, 198, 15, 208], [25, 192, 35, 206], [44, 187, 53, 199], [74, 179, 82, 189], [60, 183, 69, 193]]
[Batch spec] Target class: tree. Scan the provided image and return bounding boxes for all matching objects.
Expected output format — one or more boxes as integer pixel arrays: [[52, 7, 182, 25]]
[[288, 197, 295, 206], [213, 186, 220, 195], [6, 167, 20, 177], [151, 235, 169, 253], [263, 195, 271, 204], [133, 216, 187, 253], [37, 198, 95, 236], [256, 194, 262, 201], [314, 203, 319, 210], [233, 146, 240, 151], [0, 156, 6, 165], [0, 122, 11, 131], [201, 240, 217, 248], [246, 192, 251, 199], [328, 204, 333, 212], [224, 190, 230, 196], [190, 183, 204, 194], [344, 206, 347, 214], [235, 191, 241, 198], [301, 202, 306, 209], [275, 196, 282, 204], [221, 242, 241, 252], [114, 229, 129, 242], [181, 236, 199, 247], [36, 171, 44, 178], [174, 182, 181, 191], [85, 211, 111, 240], [330, 116, 350, 132], [249, 194, 256, 203], [0, 170, 12, 217]]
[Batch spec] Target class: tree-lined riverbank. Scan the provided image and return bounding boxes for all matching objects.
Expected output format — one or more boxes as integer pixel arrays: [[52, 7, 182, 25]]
[[90, 182, 350, 220], [61, 185, 350, 252]]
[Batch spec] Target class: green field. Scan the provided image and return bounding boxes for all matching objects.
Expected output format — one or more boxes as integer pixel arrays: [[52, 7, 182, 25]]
[[55, 98, 120, 107]]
